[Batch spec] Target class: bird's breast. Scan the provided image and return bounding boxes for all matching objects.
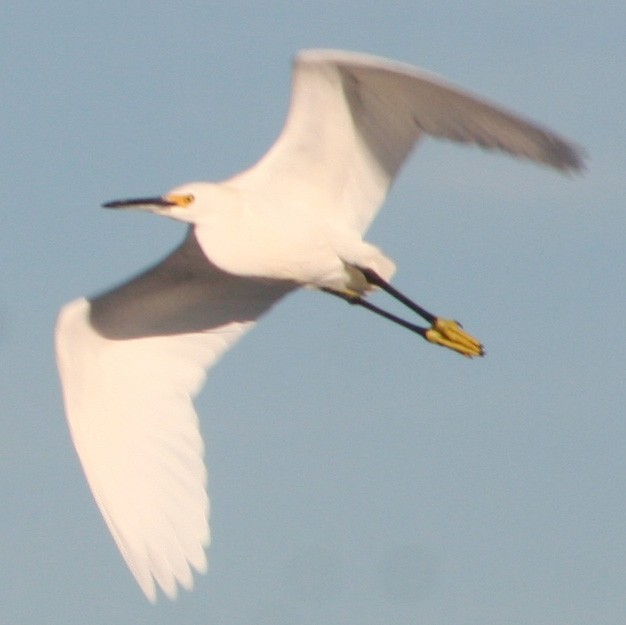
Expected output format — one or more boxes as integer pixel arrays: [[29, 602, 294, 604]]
[[193, 206, 346, 288]]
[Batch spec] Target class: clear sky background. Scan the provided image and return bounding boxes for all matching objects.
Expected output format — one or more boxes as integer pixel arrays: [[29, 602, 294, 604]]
[[1, 2, 624, 624]]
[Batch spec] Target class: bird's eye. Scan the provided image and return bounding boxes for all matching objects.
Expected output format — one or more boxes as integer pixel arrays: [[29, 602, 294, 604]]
[[184, 194, 195, 205]]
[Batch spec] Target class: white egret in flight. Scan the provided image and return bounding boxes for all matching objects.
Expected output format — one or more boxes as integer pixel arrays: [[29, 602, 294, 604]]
[[55, 49, 585, 601]]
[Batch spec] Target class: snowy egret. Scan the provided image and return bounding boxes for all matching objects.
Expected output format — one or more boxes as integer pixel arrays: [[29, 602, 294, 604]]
[[55, 49, 585, 601]]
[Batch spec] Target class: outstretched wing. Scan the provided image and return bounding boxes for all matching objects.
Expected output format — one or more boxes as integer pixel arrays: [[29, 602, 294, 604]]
[[231, 49, 585, 234], [56, 230, 295, 601]]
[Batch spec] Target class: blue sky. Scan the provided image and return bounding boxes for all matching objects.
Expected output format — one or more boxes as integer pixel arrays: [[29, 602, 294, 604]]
[[1, 2, 624, 624]]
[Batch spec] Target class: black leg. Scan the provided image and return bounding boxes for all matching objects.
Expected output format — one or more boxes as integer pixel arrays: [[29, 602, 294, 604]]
[[322, 287, 429, 340], [359, 268, 436, 325]]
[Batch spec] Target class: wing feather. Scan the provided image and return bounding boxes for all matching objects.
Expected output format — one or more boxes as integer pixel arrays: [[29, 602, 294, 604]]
[[56, 230, 294, 600], [232, 49, 585, 233]]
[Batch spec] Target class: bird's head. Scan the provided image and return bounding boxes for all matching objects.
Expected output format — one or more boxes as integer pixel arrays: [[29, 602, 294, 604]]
[[102, 182, 219, 224]]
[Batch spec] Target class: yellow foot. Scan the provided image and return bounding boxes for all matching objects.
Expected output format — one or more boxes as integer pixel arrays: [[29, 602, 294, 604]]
[[425, 318, 485, 358]]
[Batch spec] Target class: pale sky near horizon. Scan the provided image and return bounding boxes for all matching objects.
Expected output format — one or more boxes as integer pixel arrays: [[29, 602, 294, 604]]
[[1, 2, 625, 624]]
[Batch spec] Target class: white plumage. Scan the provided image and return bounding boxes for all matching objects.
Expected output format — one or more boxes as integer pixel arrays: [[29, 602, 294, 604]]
[[56, 49, 584, 601]]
